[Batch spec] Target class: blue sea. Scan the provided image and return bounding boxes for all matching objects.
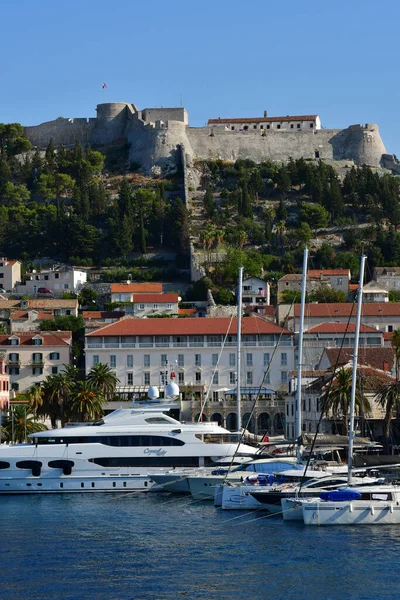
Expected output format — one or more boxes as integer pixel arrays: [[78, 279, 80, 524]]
[[1, 492, 400, 600]]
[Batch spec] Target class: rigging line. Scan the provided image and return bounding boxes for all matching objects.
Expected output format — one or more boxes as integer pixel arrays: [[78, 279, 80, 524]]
[[225, 506, 293, 527], [221, 295, 298, 485], [298, 289, 359, 494], [198, 312, 235, 422]]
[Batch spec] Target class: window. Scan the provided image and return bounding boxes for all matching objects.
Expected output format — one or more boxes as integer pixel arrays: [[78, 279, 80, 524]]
[[246, 353, 253, 367], [388, 325, 394, 333], [337, 278, 342, 285], [265, 373, 270, 384], [212, 354, 218, 367], [66, 310, 71, 316], [277, 124, 281, 129], [195, 371, 201, 383], [52, 367, 58, 375], [308, 398, 311, 412], [32, 367, 43, 376], [63, 284, 69, 289], [144, 372, 150, 386], [229, 372, 236, 385], [281, 371, 288, 384], [290, 124, 294, 129], [127, 373, 133, 386], [231, 126, 235, 130], [266, 124, 270, 129], [291, 404, 294, 416], [263, 353, 270, 366], [32, 338, 43, 346], [243, 125, 248, 130], [229, 353, 235, 366], [297, 123, 300, 129], [110, 355, 116, 368], [178, 372, 184, 384], [161, 354, 167, 366], [93, 355, 99, 366], [144, 355, 150, 367], [310, 123, 314, 128], [11, 383, 19, 391], [139, 303, 144, 310], [212, 371, 219, 385], [281, 353, 287, 366], [167, 303, 172, 310], [9, 338, 19, 346], [0, 273, 3, 278], [315, 151, 320, 159], [127, 355, 133, 368], [153, 304, 159, 310], [195, 354, 201, 367], [178, 354, 184, 367], [253, 125, 257, 129], [9, 368, 20, 375], [8, 353, 19, 363], [286, 404, 289, 416], [50, 352, 60, 360], [260, 125, 264, 130], [55, 273, 59, 279], [246, 372, 253, 385], [32, 353, 43, 363]]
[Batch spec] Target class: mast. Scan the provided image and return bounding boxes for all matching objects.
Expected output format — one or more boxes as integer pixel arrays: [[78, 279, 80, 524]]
[[236, 267, 244, 432], [295, 247, 308, 459], [347, 254, 366, 486]]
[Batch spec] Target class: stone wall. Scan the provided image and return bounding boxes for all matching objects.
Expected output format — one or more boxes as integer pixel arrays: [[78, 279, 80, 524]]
[[142, 108, 188, 125], [24, 117, 95, 148]]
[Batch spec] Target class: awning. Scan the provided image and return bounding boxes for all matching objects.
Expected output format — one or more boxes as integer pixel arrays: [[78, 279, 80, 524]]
[[225, 387, 275, 396]]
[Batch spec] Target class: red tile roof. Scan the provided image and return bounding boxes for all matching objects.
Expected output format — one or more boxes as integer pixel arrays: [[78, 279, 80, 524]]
[[208, 115, 318, 124], [82, 311, 125, 319], [28, 299, 78, 309], [111, 283, 163, 294], [178, 308, 197, 315], [11, 311, 54, 321], [323, 347, 394, 371], [0, 331, 72, 346], [132, 293, 178, 303], [294, 303, 400, 318], [307, 269, 350, 277], [86, 315, 292, 337], [305, 323, 381, 334]]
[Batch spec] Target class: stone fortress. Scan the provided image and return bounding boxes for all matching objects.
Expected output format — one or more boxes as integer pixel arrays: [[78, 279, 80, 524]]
[[23, 102, 400, 174]]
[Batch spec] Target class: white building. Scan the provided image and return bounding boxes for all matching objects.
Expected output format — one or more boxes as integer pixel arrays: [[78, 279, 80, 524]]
[[110, 283, 163, 304], [208, 114, 321, 132], [85, 315, 295, 402], [373, 267, 400, 291], [15, 266, 87, 296], [362, 281, 389, 303], [0, 258, 21, 292], [242, 277, 270, 306], [0, 331, 73, 393]]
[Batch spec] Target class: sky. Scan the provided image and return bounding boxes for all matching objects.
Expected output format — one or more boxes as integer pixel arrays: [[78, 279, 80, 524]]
[[1, 0, 399, 154]]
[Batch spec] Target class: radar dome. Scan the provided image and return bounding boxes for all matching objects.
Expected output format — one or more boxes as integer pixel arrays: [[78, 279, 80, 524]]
[[147, 385, 160, 400], [165, 381, 180, 399]]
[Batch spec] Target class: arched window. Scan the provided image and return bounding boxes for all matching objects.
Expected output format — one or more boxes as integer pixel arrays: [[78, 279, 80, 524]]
[[257, 413, 271, 435], [226, 413, 237, 431]]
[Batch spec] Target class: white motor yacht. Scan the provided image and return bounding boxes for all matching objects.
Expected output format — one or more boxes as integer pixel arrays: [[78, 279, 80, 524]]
[[0, 403, 256, 494]]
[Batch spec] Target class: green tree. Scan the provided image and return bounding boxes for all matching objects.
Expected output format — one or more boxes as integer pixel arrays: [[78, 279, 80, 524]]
[[4, 405, 47, 443], [299, 203, 329, 229], [203, 186, 215, 218], [0, 123, 32, 157], [69, 381, 106, 422], [87, 363, 119, 402], [322, 368, 371, 435], [308, 286, 347, 303], [78, 287, 98, 309]]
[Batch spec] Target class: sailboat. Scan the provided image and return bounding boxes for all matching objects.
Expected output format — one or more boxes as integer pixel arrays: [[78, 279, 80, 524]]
[[297, 254, 400, 526]]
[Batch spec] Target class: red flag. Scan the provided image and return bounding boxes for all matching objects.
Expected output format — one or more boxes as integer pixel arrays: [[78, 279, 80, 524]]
[[102, 82, 107, 89]]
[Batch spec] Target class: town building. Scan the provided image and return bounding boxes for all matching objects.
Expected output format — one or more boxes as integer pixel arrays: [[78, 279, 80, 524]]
[[83, 311, 126, 333], [277, 269, 350, 303], [362, 280, 389, 303], [302, 322, 384, 369], [15, 266, 87, 296], [0, 331, 73, 393], [124, 293, 179, 317], [280, 303, 400, 334], [242, 277, 270, 306], [0, 353, 10, 409], [373, 267, 400, 291], [208, 113, 321, 132], [0, 299, 78, 332], [0, 258, 21, 292], [110, 283, 163, 303], [85, 315, 294, 433]]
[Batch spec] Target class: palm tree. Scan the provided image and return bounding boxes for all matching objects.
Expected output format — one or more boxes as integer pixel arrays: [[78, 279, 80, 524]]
[[69, 382, 106, 422], [87, 363, 119, 402], [40, 372, 76, 427], [322, 367, 371, 435], [26, 384, 44, 414], [3, 405, 47, 443], [375, 381, 400, 440]]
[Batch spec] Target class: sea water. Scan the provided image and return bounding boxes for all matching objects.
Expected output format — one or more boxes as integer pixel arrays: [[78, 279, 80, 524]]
[[0, 492, 400, 600]]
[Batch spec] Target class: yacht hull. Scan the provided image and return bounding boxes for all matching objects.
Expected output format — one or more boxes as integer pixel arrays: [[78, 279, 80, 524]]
[[302, 500, 400, 525], [221, 484, 265, 510]]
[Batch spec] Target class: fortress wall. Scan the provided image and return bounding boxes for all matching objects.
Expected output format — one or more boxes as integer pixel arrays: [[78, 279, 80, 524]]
[[142, 108, 188, 125], [186, 128, 339, 163], [91, 103, 130, 144], [127, 121, 190, 171], [24, 117, 94, 148]]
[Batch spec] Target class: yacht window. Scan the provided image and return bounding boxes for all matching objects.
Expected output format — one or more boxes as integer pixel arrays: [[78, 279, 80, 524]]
[[0, 461, 10, 469], [90, 457, 199, 468], [145, 417, 170, 423], [35, 435, 186, 447]]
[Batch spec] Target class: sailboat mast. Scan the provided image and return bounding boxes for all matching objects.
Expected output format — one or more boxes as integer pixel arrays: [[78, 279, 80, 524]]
[[347, 254, 366, 486], [237, 267, 244, 432], [295, 248, 308, 453]]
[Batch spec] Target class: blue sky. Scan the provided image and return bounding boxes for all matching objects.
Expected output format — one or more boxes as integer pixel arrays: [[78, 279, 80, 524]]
[[1, 0, 399, 154]]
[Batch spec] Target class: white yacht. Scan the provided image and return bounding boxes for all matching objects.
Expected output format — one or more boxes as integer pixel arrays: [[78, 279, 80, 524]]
[[0, 403, 257, 494]]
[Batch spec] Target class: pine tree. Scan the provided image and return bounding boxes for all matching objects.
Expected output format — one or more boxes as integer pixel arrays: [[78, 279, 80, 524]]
[[45, 138, 56, 173], [203, 186, 214, 217], [139, 207, 147, 254]]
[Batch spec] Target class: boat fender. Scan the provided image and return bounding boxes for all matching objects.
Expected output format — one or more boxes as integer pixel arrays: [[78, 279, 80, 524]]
[[390, 505, 394, 514], [371, 506, 375, 515], [349, 503, 354, 513]]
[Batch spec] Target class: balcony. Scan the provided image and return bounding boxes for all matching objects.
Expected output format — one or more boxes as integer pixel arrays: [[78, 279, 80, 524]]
[[7, 359, 21, 367], [85, 339, 293, 350], [31, 360, 44, 367]]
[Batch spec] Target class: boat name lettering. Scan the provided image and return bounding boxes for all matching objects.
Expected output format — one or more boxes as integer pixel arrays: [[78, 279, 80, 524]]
[[144, 448, 167, 457]]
